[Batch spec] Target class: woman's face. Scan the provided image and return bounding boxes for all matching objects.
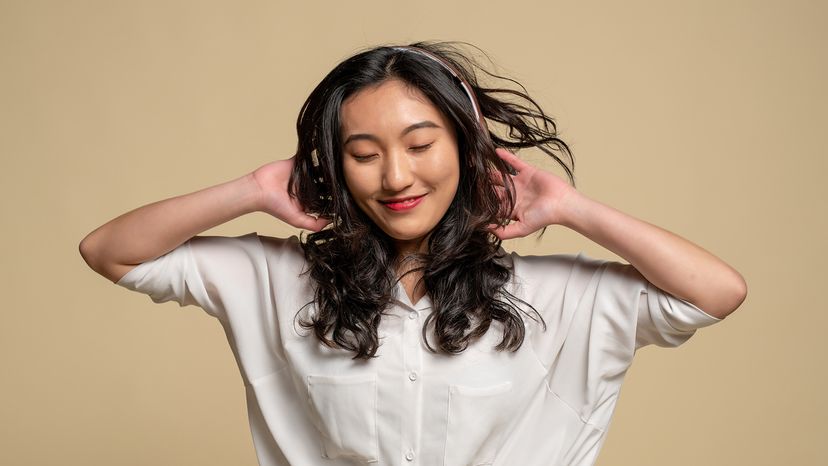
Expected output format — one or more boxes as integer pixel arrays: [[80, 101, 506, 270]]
[[340, 79, 460, 255]]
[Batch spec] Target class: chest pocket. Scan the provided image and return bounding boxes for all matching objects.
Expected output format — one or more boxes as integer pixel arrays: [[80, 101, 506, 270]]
[[306, 372, 379, 463], [444, 380, 514, 466]]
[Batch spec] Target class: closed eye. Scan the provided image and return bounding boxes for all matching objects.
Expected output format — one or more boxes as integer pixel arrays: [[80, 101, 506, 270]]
[[351, 143, 433, 161], [411, 143, 433, 152]]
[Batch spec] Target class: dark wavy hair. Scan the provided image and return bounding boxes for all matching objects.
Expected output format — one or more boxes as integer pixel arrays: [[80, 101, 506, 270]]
[[287, 40, 575, 360]]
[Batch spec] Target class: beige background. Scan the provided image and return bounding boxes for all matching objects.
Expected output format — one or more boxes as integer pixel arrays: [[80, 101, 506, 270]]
[[2, 0, 824, 464]]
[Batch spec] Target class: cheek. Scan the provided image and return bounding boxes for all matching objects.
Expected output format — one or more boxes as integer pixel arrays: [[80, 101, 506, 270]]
[[342, 164, 373, 201], [432, 154, 461, 191]]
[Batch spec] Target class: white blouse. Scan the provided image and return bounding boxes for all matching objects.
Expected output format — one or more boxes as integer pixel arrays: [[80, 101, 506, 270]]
[[115, 232, 722, 466]]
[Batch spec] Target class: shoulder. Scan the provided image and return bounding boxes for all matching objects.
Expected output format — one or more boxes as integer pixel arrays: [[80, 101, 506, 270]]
[[257, 233, 303, 259], [507, 249, 587, 279], [185, 232, 305, 270], [254, 233, 309, 276], [191, 231, 301, 253], [505, 249, 637, 301], [257, 233, 300, 250], [510, 249, 636, 281], [498, 249, 584, 302]]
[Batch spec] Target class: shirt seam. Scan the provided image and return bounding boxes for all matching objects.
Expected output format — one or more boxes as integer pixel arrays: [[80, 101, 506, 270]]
[[524, 317, 553, 373], [643, 286, 697, 335], [546, 387, 607, 434], [661, 284, 724, 322], [508, 256, 553, 375], [247, 362, 291, 387], [183, 238, 221, 319]]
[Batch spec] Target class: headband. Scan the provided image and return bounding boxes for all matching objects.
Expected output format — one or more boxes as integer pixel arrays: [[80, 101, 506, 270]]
[[391, 46, 489, 134]]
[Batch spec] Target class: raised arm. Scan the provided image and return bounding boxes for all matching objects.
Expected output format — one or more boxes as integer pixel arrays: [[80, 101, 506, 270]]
[[79, 156, 330, 283], [487, 148, 747, 319]]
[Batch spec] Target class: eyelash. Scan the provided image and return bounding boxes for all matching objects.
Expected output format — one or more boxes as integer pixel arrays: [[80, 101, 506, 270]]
[[353, 143, 433, 161]]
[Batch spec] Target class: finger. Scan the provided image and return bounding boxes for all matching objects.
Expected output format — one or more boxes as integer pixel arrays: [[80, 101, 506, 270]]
[[487, 222, 515, 241], [299, 214, 331, 232], [313, 216, 333, 231], [287, 198, 329, 230], [493, 185, 519, 217], [494, 147, 526, 174], [491, 178, 518, 208], [486, 223, 504, 239], [487, 168, 505, 186], [489, 167, 518, 188], [491, 186, 512, 218], [490, 222, 525, 241]]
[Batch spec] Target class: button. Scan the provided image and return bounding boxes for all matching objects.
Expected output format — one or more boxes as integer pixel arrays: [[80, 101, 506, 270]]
[[405, 449, 415, 461], [408, 371, 418, 381], [408, 311, 417, 319]]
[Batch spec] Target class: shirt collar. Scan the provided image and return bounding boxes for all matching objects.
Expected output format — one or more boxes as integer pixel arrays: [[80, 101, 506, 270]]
[[392, 280, 432, 311], [389, 246, 511, 311]]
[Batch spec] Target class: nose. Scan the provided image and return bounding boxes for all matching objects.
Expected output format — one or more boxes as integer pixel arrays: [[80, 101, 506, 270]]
[[381, 149, 415, 193]]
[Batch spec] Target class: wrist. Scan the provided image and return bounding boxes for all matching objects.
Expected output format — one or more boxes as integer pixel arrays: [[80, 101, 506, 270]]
[[236, 172, 265, 214], [557, 188, 592, 232]]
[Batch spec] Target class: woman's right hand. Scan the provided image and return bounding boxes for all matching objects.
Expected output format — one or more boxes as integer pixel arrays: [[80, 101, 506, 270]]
[[251, 156, 332, 232]]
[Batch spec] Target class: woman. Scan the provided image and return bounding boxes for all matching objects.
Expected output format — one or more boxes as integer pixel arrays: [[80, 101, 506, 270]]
[[79, 41, 747, 466]]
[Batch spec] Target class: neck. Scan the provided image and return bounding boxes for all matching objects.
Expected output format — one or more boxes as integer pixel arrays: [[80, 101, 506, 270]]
[[393, 233, 430, 258]]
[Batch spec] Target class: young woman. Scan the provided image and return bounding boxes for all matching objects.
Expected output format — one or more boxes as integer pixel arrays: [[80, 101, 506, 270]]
[[80, 41, 747, 466]]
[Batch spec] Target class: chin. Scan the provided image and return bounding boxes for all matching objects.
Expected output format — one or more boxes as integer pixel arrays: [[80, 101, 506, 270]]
[[386, 231, 427, 242]]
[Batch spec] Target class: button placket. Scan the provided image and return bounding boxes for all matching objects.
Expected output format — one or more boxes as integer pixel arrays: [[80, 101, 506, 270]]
[[405, 310, 419, 386], [401, 304, 423, 465]]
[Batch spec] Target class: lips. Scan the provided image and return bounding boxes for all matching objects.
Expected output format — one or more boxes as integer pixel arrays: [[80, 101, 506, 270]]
[[379, 194, 426, 211], [379, 194, 426, 204]]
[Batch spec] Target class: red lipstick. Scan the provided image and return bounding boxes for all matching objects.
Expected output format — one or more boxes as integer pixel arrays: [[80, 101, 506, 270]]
[[380, 194, 426, 211]]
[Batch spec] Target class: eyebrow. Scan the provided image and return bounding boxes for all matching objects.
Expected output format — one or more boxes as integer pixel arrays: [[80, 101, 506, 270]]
[[343, 120, 441, 145]]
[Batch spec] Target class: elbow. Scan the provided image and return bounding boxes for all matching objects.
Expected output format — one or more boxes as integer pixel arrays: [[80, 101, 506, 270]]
[[713, 273, 748, 320], [731, 273, 748, 313], [79, 237, 93, 267], [79, 234, 104, 274]]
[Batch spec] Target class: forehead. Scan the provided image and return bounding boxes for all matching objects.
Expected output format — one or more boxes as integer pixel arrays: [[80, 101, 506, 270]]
[[340, 79, 448, 136]]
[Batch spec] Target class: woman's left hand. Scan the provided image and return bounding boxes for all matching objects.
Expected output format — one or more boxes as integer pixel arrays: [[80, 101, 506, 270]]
[[487, 147, 578, 240]]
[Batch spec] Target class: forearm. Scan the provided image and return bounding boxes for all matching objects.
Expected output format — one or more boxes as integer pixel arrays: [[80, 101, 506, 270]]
[[559, 190, 747, 319], [80, 172, 262, 273]]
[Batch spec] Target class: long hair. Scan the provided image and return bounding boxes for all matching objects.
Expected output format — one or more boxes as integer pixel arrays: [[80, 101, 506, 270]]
[[287, 40, 575, 360]]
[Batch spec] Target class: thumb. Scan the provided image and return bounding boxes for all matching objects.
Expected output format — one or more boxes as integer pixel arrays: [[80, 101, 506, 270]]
[[487, 222, 523, 240], [301, 214, 331, 232], [487, 223, 509, 240]]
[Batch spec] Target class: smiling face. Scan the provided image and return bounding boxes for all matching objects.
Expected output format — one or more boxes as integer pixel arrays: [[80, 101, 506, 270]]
[[340, 78, 461, 256]]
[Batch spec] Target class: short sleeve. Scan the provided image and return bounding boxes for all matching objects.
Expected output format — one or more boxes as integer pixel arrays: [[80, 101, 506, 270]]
[[578, 254, 724, 352], [511, 250, 725, 426], [115, 232, 267, 320]]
